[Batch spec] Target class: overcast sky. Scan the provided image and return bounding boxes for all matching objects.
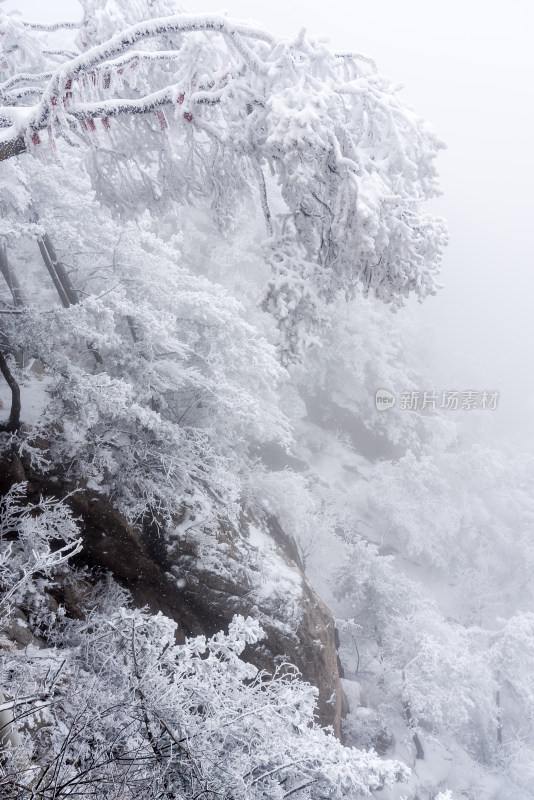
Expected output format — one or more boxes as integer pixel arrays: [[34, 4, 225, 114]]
[[4, 0, 534, 448]]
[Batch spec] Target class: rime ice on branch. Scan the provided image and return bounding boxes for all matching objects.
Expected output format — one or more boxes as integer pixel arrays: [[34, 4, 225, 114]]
[[0, 2, 446, 361]]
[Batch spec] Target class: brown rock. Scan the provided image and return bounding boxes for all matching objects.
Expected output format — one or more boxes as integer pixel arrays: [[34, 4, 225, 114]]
[[0, 465, 346, 737], [0, 608, 45, 650]]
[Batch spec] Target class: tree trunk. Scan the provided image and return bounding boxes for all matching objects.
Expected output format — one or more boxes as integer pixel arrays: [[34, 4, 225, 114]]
[[41, 233, 79, 306], [37, 234, 103, 365], [0, 351, 21, 433], [402, 670, 425, 760], [0, 244, 25, 308], [0, 244, 25, 368], [37, 237, 71, 309]]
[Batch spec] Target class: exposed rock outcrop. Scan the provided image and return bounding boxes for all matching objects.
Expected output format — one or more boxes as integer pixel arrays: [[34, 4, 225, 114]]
[[0, 455, 346, 736]]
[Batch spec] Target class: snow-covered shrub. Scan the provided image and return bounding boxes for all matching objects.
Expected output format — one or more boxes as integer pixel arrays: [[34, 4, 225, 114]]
[[0, 491, 408, 798]]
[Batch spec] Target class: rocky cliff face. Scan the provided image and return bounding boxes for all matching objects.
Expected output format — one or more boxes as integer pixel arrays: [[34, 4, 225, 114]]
[[0, 453, 346, 737]]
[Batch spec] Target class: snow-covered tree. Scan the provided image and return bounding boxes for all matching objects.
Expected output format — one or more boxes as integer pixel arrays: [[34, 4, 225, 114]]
[[0, 124, 292, 530], [0, 0, 446, 361]]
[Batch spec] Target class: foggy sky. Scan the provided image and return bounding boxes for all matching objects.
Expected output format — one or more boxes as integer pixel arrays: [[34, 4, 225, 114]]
[[4, 0, 534, 449]]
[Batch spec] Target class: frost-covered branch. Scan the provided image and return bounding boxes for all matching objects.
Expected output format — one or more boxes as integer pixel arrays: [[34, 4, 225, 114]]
[[0, 12, 276, 153], [21, 21, 79, 32]]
